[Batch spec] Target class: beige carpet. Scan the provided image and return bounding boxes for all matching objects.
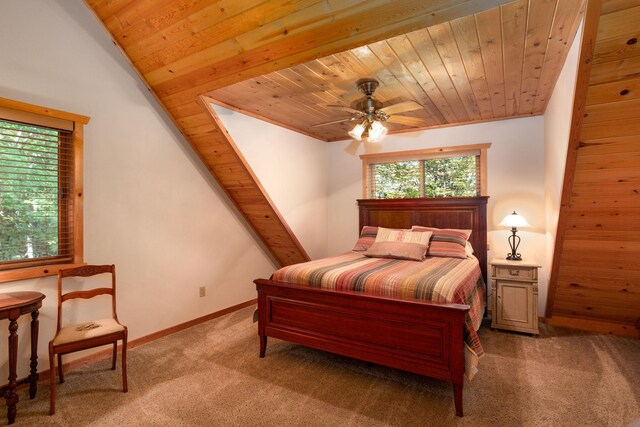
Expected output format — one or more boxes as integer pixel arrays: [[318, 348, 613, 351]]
[[3, 306, 639, 426]]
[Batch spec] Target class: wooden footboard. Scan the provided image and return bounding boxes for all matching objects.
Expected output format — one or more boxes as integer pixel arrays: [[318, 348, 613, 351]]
[[255, 278, 470, 417]]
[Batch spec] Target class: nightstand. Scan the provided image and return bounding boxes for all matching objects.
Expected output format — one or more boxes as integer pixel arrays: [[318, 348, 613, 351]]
[[490, 258, 541, 335]]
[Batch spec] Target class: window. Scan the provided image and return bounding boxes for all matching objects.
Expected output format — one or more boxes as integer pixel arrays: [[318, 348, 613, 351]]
[[361, 143, 490, 199], [0, 97, 89, 283]]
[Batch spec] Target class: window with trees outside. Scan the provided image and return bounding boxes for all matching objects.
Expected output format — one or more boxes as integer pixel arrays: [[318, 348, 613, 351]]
[[360, 143, 490, 199], [0, 98, 89, 283]]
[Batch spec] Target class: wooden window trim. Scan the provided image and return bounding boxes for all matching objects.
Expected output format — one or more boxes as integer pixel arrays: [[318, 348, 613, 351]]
[[360, 143, 491, 198], [0, 97, 89, 284]]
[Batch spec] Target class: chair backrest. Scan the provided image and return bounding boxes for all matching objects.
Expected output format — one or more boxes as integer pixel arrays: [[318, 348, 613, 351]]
[[56, 264, 119, 334]]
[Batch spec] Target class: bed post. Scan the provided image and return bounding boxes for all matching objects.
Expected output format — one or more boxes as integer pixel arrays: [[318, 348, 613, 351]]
[[451, 310, 467, 417], [257, 289, 268, 358], [453, 384, 463, 417]]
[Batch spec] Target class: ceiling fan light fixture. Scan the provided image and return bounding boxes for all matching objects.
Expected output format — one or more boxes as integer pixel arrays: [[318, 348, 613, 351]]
[[348, 122, 366, 141], [367, 120, 388, 143], [316, 79, 425, 141]]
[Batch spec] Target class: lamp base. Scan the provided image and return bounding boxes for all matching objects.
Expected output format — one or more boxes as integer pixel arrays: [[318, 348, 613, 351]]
[[506, 228, 522, 261]]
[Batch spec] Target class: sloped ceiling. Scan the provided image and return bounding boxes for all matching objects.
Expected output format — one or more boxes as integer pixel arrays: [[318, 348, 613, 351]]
[[207, 0, 584, 141], [88, 1, 584, 142]]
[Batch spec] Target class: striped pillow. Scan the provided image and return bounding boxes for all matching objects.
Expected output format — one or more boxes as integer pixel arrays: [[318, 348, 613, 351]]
[[411, 226, 472, 259], [365, 228, 432, 261], [352, 226, 378, 251]]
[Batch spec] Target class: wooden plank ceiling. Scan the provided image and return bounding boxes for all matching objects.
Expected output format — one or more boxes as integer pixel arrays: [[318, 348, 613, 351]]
[[84, 0, 511, 266], [546, 0, 640, 336], [207, 0, 584, 141]]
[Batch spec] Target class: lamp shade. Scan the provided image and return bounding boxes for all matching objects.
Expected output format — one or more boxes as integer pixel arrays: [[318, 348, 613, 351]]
[[367, 120, 388, 143], [348, 122, 365, 141], [499, 211, 530, 228]]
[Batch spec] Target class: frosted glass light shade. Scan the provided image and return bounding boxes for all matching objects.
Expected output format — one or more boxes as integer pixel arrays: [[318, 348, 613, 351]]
[[499, 211, 530, 228], [348, 123, 365, 141], [367, 120, 388, 143]]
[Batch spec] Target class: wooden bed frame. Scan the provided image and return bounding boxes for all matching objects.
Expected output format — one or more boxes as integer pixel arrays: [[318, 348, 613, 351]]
[[254, 197, 488, 417]]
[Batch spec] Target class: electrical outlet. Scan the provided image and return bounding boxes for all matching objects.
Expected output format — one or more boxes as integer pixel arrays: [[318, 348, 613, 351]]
[[199, 286, 206, 297]]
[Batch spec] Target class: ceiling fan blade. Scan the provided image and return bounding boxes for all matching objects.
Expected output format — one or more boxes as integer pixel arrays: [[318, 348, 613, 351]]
[[386, 115, 429, 127], [379, 100, 423, 115], [311, 117, 358, 127], [323, 104, 363, 114]]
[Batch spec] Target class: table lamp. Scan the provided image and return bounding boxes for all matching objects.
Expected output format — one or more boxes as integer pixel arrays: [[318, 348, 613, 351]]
[[499, 211, 530, 261]]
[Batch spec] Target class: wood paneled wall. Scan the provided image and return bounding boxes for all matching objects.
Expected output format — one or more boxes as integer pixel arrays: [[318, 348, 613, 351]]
[[547, 0, 640, 337]]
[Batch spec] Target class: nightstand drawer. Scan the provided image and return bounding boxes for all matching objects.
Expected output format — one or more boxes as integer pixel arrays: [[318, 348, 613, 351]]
[[493, 265, 537, 281]]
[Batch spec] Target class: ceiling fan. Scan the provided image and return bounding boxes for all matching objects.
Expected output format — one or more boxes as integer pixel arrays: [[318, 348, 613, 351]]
[[312, 79, 428, 142]]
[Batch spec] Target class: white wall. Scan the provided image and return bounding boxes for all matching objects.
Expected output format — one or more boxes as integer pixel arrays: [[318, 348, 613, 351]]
[[210, 105, 328, 260], [0, 0, 323, 379], [543, 22, 583, 309], [326, 117, 547, 310]]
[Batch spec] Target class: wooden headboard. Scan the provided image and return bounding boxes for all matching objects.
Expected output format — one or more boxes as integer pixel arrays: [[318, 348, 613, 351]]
[[358, 197, 489, 283]]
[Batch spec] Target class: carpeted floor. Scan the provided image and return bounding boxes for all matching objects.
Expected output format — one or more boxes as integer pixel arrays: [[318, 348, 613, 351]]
[[3, 306, 639, 426]]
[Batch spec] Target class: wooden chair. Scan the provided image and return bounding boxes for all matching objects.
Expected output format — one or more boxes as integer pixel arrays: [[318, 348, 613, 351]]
[[49, 264, 128, 415]]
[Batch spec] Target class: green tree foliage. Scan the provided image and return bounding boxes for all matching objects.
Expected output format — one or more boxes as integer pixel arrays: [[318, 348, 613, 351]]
[[372, 156, 477, 199], [0, 120, 60, 262], [424, 156, 477, 197], [373, 161, 420, 198]]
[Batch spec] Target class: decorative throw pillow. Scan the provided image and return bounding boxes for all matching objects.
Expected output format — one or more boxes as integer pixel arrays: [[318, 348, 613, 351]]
[[364, 228, 432, 261], [375, 227, 432, 246], [352, 226, 379, 251], [411, 226, 472, 259]]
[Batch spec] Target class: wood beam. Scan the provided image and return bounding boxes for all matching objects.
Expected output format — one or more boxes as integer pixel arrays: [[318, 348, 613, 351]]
[[142, 0, 510, 93]]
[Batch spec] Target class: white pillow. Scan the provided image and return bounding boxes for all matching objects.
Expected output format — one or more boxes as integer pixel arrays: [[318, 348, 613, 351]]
[[465, 241, 474, 257]]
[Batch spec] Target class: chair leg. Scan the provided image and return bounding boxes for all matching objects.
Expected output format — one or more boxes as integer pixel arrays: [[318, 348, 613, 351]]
[[111, 342, 117, 370], [57, 354, 64, 384], [122, 330, 128, 393], [49, 345, 56, 416]]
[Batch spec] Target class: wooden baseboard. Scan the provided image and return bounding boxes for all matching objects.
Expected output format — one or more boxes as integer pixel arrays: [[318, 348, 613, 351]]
[[125, 298, 257, 349], [6, 298, 257, 387], [546, 315, 639, 338]]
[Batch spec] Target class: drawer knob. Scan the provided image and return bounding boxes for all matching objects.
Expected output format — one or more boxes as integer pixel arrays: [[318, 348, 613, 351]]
[[509, 269, 520, 276]]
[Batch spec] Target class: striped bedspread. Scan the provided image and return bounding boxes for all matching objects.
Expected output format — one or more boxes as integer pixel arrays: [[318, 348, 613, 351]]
[[271, 252, 486, 376]]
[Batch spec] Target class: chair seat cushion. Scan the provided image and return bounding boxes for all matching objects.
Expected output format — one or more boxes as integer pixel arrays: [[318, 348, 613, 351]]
[[52, 318, 124, 346]]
